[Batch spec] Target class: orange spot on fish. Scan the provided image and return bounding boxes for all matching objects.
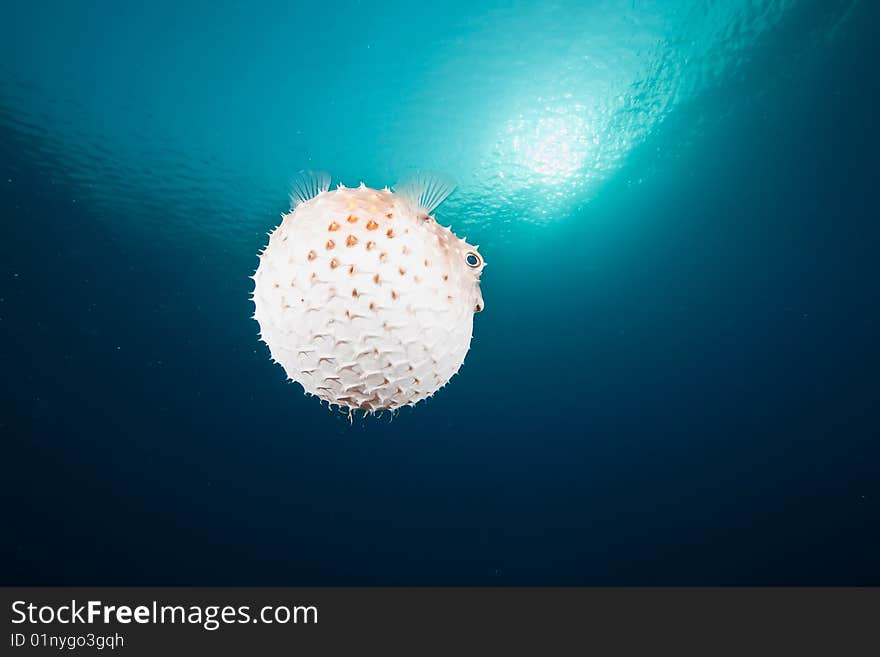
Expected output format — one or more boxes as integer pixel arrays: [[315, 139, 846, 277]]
[[386, 228, 395, 238], [347, 215, 359, 223], [373, 273, 380, 284], [326, 239, 335, 250], [330, 258, 339, 269], [366, 220, 379, 230], [399, 266, 406, 275], [346, 235, 358, 247], [307, 250, 316, 261], [328, 221, 339, 231]]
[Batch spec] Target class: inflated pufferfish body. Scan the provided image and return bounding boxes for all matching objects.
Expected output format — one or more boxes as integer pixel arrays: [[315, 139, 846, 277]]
[[252, 173, 485, 413]]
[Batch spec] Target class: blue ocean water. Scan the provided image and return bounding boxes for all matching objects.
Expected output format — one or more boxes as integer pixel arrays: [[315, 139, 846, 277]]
[[1, 0, 877, 584]]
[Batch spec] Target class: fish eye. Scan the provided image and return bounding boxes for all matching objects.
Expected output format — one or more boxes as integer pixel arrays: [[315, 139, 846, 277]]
[[465, 252, 481, 268]]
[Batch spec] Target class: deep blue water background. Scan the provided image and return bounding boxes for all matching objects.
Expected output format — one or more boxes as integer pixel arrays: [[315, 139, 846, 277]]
[[1, 0, 878, 584]]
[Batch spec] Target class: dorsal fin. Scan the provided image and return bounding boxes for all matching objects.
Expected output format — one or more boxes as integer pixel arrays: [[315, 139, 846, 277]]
[[394, 172, 456, 215], [290, 171, 331, 208]]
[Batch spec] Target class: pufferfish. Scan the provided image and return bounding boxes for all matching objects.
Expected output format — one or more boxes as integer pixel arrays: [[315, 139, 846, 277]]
[[251, 172, 485, 414]]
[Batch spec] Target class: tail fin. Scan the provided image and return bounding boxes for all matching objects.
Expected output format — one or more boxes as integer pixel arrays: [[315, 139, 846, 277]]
[[290, 171, 331, 208]]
